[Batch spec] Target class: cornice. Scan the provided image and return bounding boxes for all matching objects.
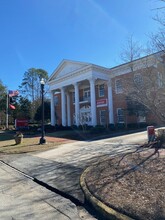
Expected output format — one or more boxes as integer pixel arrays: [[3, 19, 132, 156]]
[[48, 65, 92, 86], [91, 64, 111, 74], [110, 52, 163, 77]]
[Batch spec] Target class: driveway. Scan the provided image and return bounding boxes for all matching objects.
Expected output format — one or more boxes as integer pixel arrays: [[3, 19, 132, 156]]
[[1, 130, 148, 219]]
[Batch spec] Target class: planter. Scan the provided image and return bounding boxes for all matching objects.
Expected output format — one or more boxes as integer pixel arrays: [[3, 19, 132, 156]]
[[14, 132, 23, 145]]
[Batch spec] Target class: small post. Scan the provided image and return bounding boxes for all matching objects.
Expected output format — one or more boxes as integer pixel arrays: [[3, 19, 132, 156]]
[[147, 126, 155, 142]]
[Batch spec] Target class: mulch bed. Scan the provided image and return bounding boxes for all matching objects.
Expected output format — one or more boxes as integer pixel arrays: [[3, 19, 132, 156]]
[[85, 148, 165, 220]]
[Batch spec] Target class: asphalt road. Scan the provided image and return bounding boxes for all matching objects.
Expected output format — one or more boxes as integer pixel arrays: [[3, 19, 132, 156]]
[[0, 130, 148, 220]]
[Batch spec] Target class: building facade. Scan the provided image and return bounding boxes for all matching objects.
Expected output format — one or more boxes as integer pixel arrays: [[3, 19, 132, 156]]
[[48, 52, 165, 127]]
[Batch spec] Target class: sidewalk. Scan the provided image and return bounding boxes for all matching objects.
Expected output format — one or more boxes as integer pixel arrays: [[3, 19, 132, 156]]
[[0, 162, 81, 220]]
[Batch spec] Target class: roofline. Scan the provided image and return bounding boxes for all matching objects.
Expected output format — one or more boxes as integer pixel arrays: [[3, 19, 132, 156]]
[[110, 50, 164, 70], [48, 59, 93, 82]]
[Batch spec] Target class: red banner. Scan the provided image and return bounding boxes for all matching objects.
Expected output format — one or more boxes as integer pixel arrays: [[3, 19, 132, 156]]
[[96, 99, 107, 107]]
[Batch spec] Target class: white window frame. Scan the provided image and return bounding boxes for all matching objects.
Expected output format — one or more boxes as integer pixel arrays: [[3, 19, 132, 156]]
[[138, 115, 146, 123], [83, 88, 90, 99], [117, 108, 124, 123], [115, 79, 123, 94], [134, 73, 143, 85], [100, 110, 106, 125], [98, 84, 105, 97]]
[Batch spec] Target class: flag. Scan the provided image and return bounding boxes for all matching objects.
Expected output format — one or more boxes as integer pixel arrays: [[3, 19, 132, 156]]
[[9, 90, 19, 97], [9, 104, 16, 110]]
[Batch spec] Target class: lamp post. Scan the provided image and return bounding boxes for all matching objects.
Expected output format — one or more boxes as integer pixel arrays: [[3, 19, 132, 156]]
[[39, 78, 46, 144]]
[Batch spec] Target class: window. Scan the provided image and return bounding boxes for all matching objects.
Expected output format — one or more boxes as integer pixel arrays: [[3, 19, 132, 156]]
[[157, 72, 163, 88], [134, 73, 143, 85], [115, 79, 123, 94], [80, 112, 91, 123], [117, 108, 124, 123], [138, 115, 146, 123], [100, 110, 106, 125], [98, 84, 105, 97], [83, 88, 90, 101]]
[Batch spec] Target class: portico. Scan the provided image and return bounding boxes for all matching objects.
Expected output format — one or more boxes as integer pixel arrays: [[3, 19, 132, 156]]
[[48, 60, 114, 127]]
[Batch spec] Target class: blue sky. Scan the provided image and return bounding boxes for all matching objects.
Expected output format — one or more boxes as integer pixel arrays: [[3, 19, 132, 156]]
[[0, 0, 163, 90]]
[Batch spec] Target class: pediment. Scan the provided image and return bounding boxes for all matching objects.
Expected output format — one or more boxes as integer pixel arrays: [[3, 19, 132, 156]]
[[48, 60, 90, 82]]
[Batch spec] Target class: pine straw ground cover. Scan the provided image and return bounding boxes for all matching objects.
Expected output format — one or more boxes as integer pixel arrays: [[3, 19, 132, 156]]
[[85, 148, 165, 220]]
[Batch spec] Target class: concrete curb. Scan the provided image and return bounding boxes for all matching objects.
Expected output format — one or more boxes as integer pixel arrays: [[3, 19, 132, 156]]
[[80, 166, 134, 220]]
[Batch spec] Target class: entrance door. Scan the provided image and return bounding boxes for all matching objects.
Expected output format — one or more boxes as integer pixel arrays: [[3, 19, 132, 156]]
[[79, 105, 91, 126]]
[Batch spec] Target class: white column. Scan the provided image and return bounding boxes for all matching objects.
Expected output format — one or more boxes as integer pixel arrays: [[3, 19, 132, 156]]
[[107, 80, 114, 124], [61, 87, 67, 126], [66, 92, 71, 126], [74, 83, 80, 126], [89, 77, 97, 126], [50, 91, 56, 126]]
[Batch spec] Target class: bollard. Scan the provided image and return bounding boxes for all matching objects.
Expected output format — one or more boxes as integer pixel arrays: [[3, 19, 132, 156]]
[[147, 126, 155, 142]]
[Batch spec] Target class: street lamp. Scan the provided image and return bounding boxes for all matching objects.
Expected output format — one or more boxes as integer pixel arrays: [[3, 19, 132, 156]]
[[39, 78, 46, 144]]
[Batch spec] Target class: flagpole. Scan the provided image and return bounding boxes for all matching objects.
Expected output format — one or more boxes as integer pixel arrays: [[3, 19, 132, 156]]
[[6, 91, 8, 129]]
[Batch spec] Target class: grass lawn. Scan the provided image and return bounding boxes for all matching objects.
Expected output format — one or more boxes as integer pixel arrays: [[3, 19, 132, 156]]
[[0, 130, 76, 154], [0, 127, 140, 154], [0, 128, 109, 154]]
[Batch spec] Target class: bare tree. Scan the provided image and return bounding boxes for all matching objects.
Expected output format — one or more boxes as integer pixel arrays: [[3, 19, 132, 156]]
[[151, 0, 165, 53], [123, 53, 165, 124], [120, 35, 143, 71]]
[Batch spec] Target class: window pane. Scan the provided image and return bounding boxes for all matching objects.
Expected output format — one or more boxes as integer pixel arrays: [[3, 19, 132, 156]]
[[134, 74, 143, 85], [99, 84, 105, 97], [117, 108, 124, 123], [100, 110, 106, 125], [115, 79, 123, 93]]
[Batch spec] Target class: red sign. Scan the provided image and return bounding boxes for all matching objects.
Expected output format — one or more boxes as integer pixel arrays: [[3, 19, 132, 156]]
[[96, 99, 107, 107], [15, 119, 28, 128], [147, 126, 155, 142]]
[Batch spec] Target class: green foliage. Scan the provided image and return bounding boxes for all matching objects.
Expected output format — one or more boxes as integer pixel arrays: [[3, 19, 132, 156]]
[[0, 80, 7, 111], [16, 96, 32, 119], [90, 125, 106, 134], [19, 68, 48, 100], [19, 68, 49, 121], [34, 100, 50, 122]]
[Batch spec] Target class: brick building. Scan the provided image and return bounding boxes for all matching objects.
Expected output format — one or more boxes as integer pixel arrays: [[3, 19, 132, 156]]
[[48, 51, 165, 127]]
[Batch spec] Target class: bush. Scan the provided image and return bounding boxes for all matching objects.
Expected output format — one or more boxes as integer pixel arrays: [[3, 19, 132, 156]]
[[116, 123, 125, 130], [90, 125, 106, 134], [108, 124, 115, 131], [44, 124, 56, 132]]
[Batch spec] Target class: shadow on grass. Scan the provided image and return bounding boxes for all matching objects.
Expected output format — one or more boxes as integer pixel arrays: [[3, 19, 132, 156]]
[[0, 127, 146, 143]]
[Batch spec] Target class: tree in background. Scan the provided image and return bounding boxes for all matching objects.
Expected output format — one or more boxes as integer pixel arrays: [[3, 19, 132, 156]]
[[124, 56, 165, 123], [120, 35, 143, 71], [151, 0, 165, 53], [34, 100, 50, 122], [120, 32, 165, 124], [12, 96, 32, 120], [19, 68, 48, 121], [0, 80, 7, 126]]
